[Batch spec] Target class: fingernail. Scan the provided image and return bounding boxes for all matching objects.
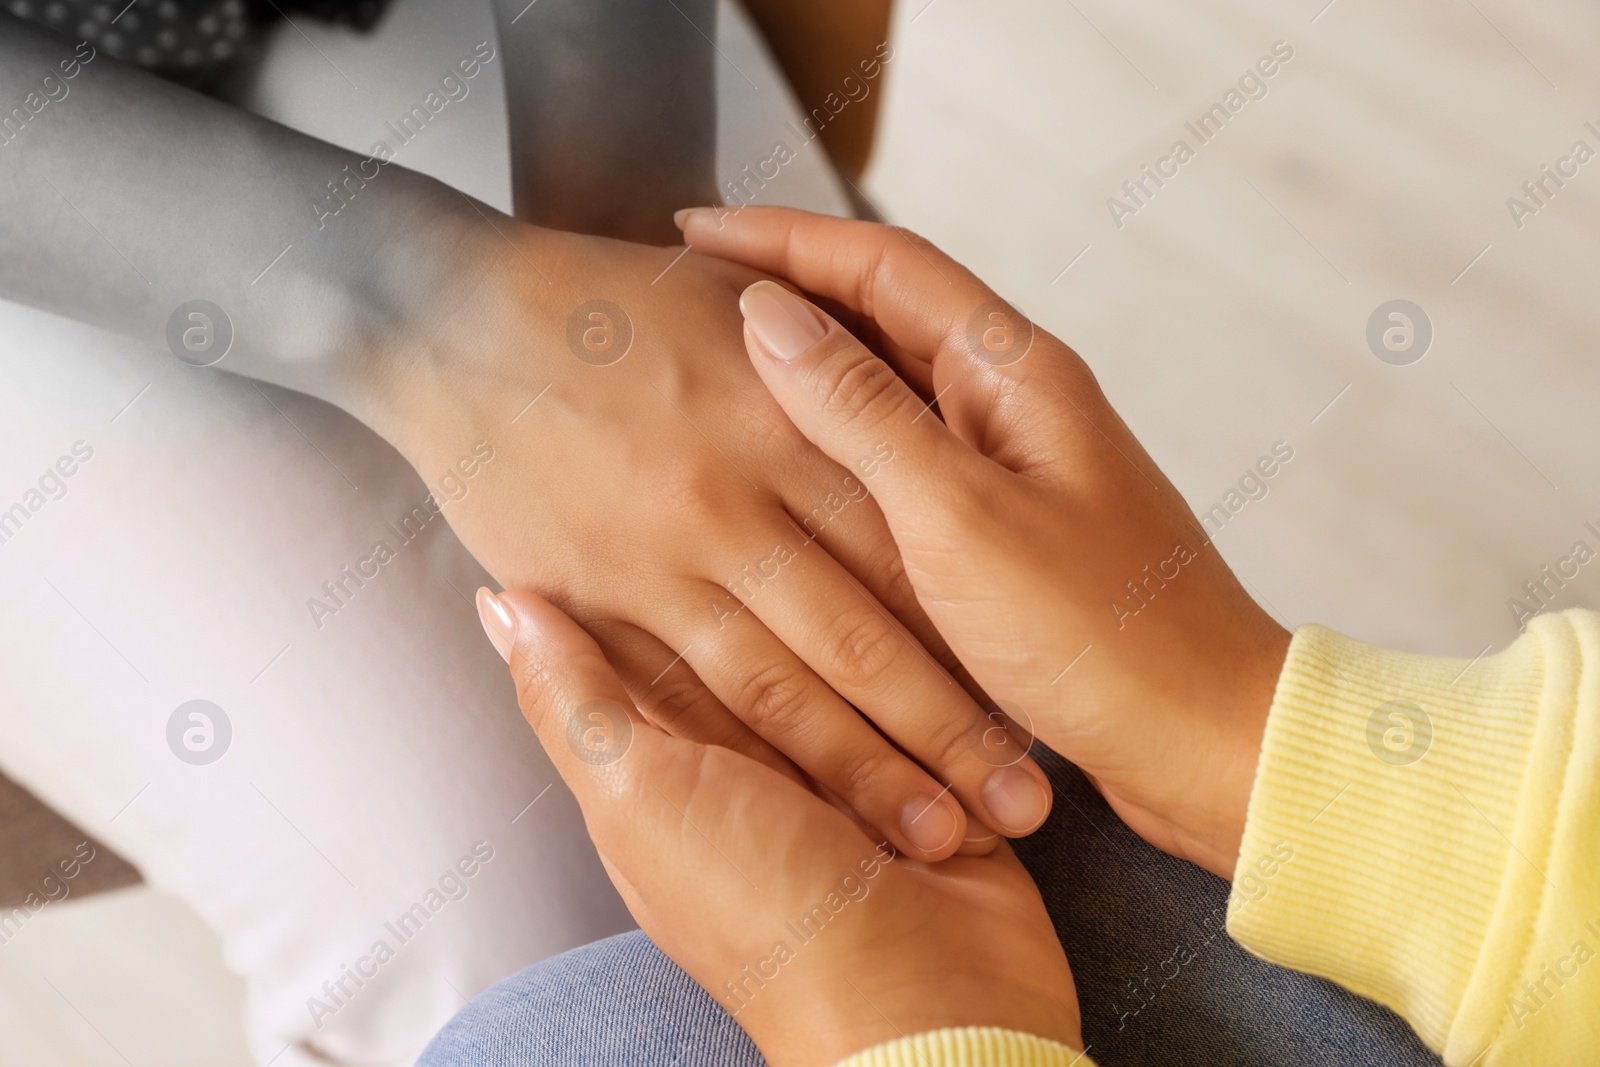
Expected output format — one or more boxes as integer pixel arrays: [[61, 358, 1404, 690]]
[[672, 208, 694, 230], [982, 766, 1049, 835], [900, 793, 959, 854], [740, 281, 826, 362], [476, 587, 516, 663]]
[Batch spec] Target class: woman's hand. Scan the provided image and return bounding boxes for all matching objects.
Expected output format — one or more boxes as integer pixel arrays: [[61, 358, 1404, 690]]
[[0, 14, 1049, 861], [477, 586, 1082, 1067], [353, 215, 1055, 862], [681, 206, 1292, 879]]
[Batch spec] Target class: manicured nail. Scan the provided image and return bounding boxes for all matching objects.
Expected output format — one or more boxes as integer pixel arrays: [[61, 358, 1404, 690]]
[[740, 281, 826, 362], [901, 793, 959, 854], [981, 766, 1049, 835], [476, 587, 516, 663], [672, 208, 694, 230]]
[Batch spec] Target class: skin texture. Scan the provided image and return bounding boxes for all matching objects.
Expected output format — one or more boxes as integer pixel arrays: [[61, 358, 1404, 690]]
[[477, 208, 1292, 1065], [0, 17, 1053, 861], [681, 206, 1292, 879], [483, 588, 1083, 1067], [0, 16, 460, 398], [356, 217, 1057, 860]]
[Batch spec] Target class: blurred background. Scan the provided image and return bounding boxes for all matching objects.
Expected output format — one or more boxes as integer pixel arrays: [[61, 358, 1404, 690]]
[[2, 0, 1597, 1061]]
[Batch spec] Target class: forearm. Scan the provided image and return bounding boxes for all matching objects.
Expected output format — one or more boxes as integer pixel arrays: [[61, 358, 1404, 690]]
[[0, 16, 482, 408], [490, 0, 718, 242]]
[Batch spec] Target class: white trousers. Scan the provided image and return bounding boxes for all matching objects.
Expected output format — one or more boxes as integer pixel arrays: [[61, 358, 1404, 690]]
[[0, 2, 849, 1063]]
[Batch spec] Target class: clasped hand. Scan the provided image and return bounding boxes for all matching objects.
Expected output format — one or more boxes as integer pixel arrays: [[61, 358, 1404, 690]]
[[369, 217, 1057, 863], [478, 207, 1293, 1066]]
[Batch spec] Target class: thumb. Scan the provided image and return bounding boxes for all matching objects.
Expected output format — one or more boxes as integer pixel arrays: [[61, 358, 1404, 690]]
[[738, 280, 986, 523], [476, 586, 885, 917], [475, 585, 693, 875], [476, 586, 650, 779]]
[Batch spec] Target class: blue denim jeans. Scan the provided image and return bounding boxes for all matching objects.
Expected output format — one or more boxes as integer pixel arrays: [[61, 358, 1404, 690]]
[[419, 747, 1440, 1066]]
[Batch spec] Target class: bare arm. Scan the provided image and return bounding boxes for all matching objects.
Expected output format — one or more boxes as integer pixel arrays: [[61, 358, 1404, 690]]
[[0, 15, 478, 406], [0, 13, 1022, 861]]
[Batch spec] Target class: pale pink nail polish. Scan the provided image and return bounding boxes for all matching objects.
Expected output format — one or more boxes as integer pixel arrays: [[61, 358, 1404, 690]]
[[476, 587, 516, 663], [739, 281, 826, 361]]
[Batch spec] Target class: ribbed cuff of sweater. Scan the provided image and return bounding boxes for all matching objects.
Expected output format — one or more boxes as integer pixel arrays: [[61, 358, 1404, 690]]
[[834, 1027, 1093, 1067], [1226, 614, 1597, 1064]]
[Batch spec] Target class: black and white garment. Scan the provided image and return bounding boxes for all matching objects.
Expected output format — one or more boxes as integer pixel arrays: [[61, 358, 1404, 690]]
[[5, 0, 390, 87]]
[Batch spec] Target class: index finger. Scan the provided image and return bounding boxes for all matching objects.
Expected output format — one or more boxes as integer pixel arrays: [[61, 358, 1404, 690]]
[[679, 206, 1082, 455], [679, 206, 994, 377]]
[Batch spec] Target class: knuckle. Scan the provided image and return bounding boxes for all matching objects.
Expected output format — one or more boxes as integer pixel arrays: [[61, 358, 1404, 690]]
[[639, 675, 706, 732], [513, 642, 619, 741], [818, 608, 904, 691], [510, 654, 558, 733], [840, 745, 898, 802], [736, 662, 814, 739], [812, 340, 917, 433], [928, 711, 983, 775], [887, 226, 935, 256], [655, 458, 748, 525], [858, 236, 899, 305], [872, 228, 943, 284], [862, 545, 917, 613]]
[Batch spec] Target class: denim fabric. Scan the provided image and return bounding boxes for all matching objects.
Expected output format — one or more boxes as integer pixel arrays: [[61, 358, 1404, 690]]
[[420, 746, 1441, 1067], [418, 929, 763, 1067], [1014, 748, 1437, 1066]]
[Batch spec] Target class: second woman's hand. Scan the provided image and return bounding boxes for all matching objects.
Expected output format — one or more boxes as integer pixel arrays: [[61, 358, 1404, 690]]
[[477, 587, 1083, 1067], [681, 206, 1292, 879], [358, 216, 1059, 861]]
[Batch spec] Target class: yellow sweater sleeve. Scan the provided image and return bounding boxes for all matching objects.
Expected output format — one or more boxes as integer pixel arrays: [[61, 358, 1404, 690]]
[[831, 610, 1598, 1067], [1228, 609, 1600, 1065], [834, 1027, 1093, 1067]]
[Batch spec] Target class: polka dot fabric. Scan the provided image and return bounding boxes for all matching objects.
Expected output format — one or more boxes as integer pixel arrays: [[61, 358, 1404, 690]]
[[5, 0, 389, 87]]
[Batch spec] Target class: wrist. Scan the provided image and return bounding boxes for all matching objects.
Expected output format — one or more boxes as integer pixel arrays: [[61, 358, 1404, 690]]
[[314, 182, 502, 421], [195, 166, 487, 410], [321, 189, 567, 465], [1190, 616, 1290, 878], [1105, 604, 1288, 880]]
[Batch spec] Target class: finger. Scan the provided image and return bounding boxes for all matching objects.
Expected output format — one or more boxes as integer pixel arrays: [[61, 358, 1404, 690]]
[[727, 513, 1052, 841], [813, 756, 1004, 856], [584, 617, 807, 788], [759, 426, 1016, 726], [680, 206, 990, 372], [735, 280, 984, 524], [683, 207, 1091, 464], [764, 427, 980, 693], [477, 586, 654, 780], [661, 580, 974, 860], [808, 776, 998, 857], [480, 588, 879, 916]]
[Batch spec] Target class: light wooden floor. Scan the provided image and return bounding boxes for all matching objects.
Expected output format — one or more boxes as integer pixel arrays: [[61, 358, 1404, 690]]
[[4, 0, 1597, 1063], [871, 0, 1600, 655]]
